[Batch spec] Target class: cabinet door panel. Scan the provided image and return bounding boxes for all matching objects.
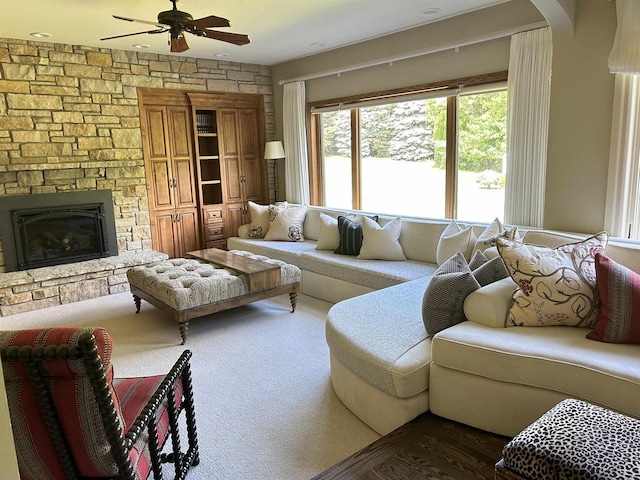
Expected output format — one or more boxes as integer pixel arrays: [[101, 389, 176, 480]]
[[223, 157, 243, 203], [176, 209, 199, 257], [168, 107, 192, 158], [242, 156, 264, 202], [219, 110, 239, 156], [153, 212, 178, 258], [238, 109, 259, 157], [226, 203, 246, 239], [151, 160, 173, 210], [169, 107, 197, 208], [146, 108, 169, 158], [238, 109, 264, 202], [174, 158, 197, 207]]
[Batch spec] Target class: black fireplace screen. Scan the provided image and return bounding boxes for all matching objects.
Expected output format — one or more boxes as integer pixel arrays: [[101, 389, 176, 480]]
[[12, 203, 111, 270]]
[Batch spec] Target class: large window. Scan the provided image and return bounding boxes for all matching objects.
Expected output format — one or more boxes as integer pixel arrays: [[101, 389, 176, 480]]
[[310, 73, 508, 223]]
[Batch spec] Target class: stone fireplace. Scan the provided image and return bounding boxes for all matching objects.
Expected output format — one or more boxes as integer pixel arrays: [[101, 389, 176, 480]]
[[0, 190, 119, 272]]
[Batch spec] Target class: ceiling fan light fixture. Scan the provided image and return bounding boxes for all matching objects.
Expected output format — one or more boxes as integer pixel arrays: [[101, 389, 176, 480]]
[[132, 43, 150, 49], [310, 42, 326, 47], [422, 8, 441, 15], [213, 52, 229, 57], [30, 32, 52, 38], [102, 0, 250, 53]]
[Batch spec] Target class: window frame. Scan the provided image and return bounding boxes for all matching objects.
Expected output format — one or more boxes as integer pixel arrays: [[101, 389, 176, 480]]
[[307, 70, 508, 217]]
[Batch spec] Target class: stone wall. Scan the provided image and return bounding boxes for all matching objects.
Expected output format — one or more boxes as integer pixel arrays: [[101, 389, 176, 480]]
[[0, 37, 274, 272]]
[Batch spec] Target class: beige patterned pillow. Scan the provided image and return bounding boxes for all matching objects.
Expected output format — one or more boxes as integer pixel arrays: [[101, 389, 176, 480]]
[[264, 204, 307, 242], [246, 201, 288, 239], [497, 232, 608, 327]]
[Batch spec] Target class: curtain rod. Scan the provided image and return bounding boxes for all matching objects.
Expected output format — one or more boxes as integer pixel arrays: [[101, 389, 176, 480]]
[[278, 20, 548, 86]]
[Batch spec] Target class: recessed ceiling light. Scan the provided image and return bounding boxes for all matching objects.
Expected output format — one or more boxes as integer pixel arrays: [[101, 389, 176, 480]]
[[132, 43, 150, 49], [310, 42, 326, 48], [422, 8, 441, 15], [213, 52, 229, 58], [30, 32, 52, 38]]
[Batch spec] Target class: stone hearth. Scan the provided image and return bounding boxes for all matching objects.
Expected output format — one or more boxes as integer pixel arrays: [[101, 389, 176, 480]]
[[0, 250, 167, 316]]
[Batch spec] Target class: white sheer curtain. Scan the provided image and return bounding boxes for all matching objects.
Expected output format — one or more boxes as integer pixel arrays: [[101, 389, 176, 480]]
[[604, 74, 640, 238], [608, 0, 640, 74], [604, 0, 640, 239], [504, 27, 552, 227], [282, 81, 310, 204]]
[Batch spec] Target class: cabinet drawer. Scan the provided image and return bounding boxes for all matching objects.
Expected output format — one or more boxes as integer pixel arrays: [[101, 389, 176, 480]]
[[205, 208, 224, 224], [205, 224, 225, 241], [206, 239, 227, 250]]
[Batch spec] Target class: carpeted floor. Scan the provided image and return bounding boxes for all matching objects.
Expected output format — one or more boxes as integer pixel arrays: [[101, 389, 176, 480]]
[[1, 292, 380, 479]]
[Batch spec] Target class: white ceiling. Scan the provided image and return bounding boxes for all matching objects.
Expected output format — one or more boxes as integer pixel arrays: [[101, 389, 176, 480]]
[[0, 0, 511, 66]]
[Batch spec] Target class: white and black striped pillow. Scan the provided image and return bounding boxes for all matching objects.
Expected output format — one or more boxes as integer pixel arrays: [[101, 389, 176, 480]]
[[334, 216, 363, 255]]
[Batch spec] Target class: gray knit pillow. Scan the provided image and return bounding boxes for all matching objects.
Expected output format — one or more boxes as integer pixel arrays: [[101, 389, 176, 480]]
[[422, 252, 480, 336]]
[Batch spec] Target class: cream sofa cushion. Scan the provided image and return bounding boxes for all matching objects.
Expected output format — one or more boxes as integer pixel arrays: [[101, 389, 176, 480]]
[[432, 322, 640, 423], [436, 220, 476, 265], [464, 277, 517, 328]]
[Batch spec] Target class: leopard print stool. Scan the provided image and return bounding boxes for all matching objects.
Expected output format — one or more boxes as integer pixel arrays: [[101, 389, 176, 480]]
[[496, 398, 640, 479]]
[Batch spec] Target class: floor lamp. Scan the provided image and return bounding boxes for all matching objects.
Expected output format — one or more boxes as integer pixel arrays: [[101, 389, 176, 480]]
[[264, 141, 285, 203]]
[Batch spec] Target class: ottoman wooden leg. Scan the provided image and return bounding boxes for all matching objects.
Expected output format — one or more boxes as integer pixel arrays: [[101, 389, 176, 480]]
[[289, 292, 298, 313], [133, 294, 141, 313], [179, 321, 189, 345]]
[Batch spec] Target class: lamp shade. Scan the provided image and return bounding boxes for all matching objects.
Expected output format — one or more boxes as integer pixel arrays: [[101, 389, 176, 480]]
[[264, 141, 285, 159]]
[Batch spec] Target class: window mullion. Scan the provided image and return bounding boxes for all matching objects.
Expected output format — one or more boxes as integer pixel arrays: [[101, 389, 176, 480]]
[[445, 96, 458, 219], [351, 109, 361, 210]]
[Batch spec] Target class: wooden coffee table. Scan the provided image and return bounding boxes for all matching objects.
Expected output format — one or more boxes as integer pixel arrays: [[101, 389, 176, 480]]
[[128, 249, 300, 344], [186, 248, 282, 293]]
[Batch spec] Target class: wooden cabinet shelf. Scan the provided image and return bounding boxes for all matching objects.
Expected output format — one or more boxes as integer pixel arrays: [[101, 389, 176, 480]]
[[198, 133, 218, 138], [201, 180, 221, 185]]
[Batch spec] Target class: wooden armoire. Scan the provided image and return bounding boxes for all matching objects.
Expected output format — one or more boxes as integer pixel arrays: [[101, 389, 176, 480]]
[[138, 88, 267, 257]]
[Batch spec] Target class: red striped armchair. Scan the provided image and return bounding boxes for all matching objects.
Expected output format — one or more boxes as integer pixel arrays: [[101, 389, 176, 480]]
[[0, 327, 199, 480]]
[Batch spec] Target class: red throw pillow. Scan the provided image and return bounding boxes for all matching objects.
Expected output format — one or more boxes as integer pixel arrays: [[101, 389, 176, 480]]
[[587, 253, 640, 343]]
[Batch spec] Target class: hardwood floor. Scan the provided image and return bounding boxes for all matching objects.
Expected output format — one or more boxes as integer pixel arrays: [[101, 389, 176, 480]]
[[313, 412, 510, 479]]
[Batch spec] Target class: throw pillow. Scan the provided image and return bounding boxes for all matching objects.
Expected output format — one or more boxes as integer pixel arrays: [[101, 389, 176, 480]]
[[264, 204, 307, 242], [436, 220, 477, 266], [472, 256, 510, 287], [497, 232, 608, 327], [474, 218, 505, 253], [335, 216, 364, 255], [358, 217, 406, 261], [246, 201, 288, 239], [587, 253, 640, 343], [316, 212, 355, 250], [422, 252, 481, 336], [468, 249, 509, 287], [468, 249, 489, 270], [475, 219, 520, 252]]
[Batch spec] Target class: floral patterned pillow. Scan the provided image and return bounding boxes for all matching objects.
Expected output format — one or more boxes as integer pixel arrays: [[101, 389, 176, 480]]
[[264, 204, 307, 242], [496, 232, 608, 327]]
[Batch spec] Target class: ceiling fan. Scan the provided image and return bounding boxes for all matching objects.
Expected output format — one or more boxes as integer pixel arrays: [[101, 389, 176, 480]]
[[101, 0, 250, 53]]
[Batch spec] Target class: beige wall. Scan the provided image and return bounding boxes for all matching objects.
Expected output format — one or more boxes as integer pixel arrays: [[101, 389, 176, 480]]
[[543, 0, 616, 233], [272, 0, 619, 234]]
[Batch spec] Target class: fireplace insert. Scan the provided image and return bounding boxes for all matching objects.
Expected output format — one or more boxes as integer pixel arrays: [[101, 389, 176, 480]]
[[0, 190, 119, 271]]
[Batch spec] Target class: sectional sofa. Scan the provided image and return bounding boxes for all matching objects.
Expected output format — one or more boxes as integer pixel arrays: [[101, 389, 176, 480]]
[[227, 205, 640, 437]]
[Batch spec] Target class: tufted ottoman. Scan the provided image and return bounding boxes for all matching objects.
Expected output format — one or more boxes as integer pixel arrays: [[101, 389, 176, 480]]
[[496, 398, 640, 479], [127, 250, 301, 344]]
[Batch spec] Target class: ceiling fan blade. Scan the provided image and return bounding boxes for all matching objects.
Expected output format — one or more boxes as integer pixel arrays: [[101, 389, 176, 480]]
[[196, 29, 250, 46], [113, 15, 165, 28], [101, 29, 167, 41], [188, 15, 231, 29], [171, 35, 190, 53]]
